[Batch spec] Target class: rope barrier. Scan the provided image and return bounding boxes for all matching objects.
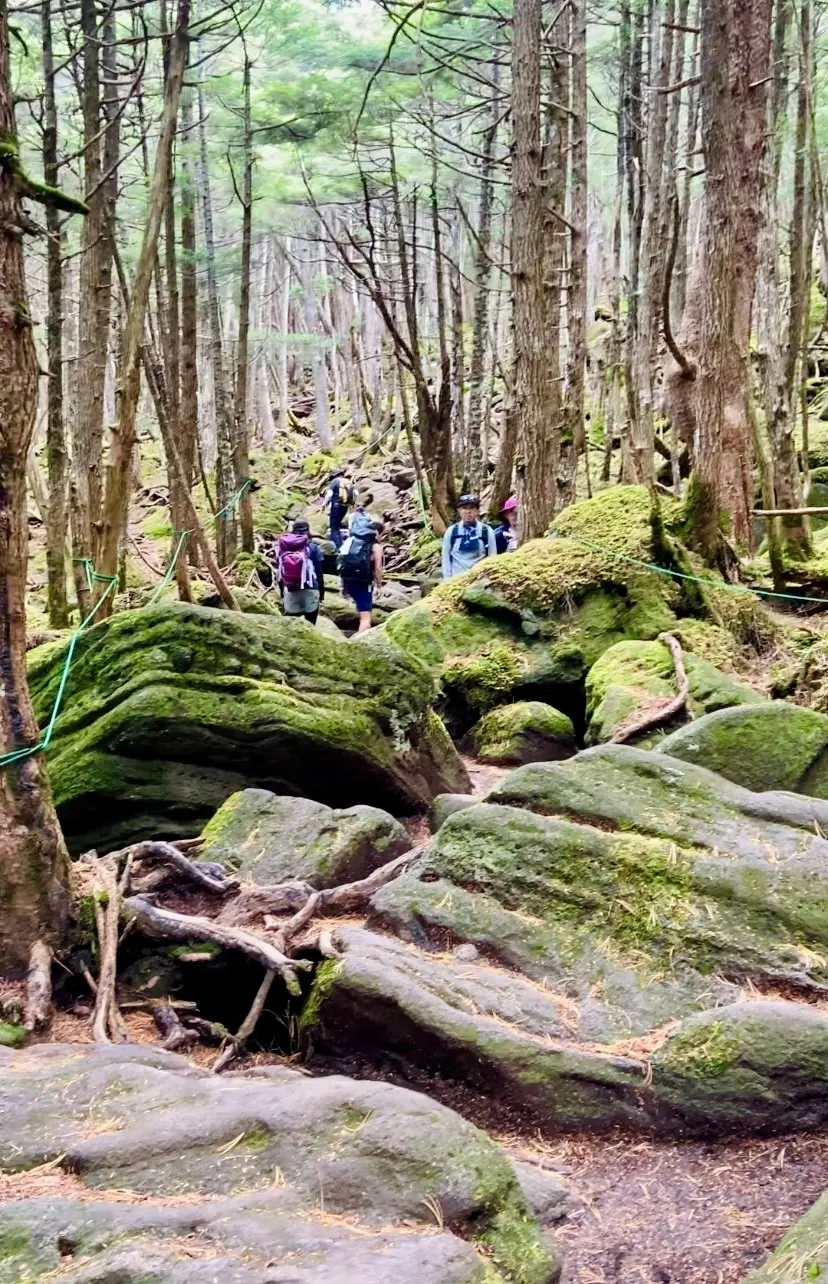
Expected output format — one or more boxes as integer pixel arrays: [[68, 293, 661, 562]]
[[149, 529, 192, 605], [214, 478, 252, 521], [0, 572, 118, 770], [569, 535, 828, 606]]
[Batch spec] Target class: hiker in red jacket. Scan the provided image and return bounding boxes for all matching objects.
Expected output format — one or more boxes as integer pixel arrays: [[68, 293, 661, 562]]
[[275, 519, 325, 624]]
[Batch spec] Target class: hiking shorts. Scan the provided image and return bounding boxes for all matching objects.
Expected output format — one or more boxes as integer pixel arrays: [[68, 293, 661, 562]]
[[282, 588, 320, 616], [341, 579, 373, 613]]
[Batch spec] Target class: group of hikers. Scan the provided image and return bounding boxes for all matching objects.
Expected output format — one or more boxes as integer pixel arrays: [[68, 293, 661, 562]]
[[270, 467, 519, 633]]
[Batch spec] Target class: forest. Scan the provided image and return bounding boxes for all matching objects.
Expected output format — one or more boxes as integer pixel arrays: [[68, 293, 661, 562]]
[[8, 0, 828, 1281]]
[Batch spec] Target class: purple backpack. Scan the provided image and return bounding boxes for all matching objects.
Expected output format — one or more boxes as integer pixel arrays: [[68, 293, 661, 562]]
[[277, 534, 316, 590]]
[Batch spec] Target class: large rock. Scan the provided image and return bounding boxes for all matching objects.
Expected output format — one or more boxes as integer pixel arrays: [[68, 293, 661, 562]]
[[27, 603, 469, 852], [463, 701, 576, 765], [373, 486, 772, 732], [303, 927, 828, 1136], [199, 787, 411, 887], [0, 1043, 556, 1284], [585, 638, 763, 745], [0, 1192, 491, 1283], [655, 701, 828, 795], [373, 746, 828, 1034]]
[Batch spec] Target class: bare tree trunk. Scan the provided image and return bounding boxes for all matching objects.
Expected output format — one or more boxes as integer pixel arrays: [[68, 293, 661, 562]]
[[232, 52, 254, 552], [562, 0, 588, 499], [630, 0, 674, 483], [41, 0, 68, 627], [0, 0, 70, 967], [301, 238, 333, 450], [671, 0, 773, 562], [178, 82, 198, 579], [465, 66, 499, 491], [96, 0, 191, 601], [277, 241, 291, 438], [512, 0, 556, 539], [198, 78, 235, 565]]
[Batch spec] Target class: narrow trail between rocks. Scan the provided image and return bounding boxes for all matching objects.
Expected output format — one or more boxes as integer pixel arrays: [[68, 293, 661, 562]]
[[529, 1130, 828, 1283]]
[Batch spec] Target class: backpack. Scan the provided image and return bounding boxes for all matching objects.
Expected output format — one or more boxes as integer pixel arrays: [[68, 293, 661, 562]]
[[349, 510, 375, 538], [277, 534, 317, 590], [338, 533, 375, 583], [449, 520, 492, 559], [330, 479, 354, 512]]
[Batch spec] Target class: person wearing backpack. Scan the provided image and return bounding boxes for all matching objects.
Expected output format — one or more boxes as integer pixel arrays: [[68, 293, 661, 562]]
[[276, 519, 325, 624], [441, 494, 497, 579], [321, 468, 355, 549], [494, 496, 519, 554], [338, 518, 384, 633]]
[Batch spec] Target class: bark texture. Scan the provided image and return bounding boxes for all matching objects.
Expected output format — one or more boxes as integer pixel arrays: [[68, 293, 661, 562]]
[[0, 0, 70, 969]]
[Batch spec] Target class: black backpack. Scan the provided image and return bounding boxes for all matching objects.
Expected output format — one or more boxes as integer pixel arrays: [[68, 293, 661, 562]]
[[449, 520, 492, 558], [337, 533, 375, 583]]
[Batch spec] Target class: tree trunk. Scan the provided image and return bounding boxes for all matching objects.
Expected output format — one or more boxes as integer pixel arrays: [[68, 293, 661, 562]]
[[233, 52, 254, 553], [198, 79, 236, 565], [0, 0, 70, 967], [95, 0, 191, 602], [465, 66, 499, 491], [41, 0, 68, 627], [670, 0, 773, 562], [512, 0, 556, 539], [629, 0, 674, 484], [178, 84, 198, 573], [562, 0, 588, 499]]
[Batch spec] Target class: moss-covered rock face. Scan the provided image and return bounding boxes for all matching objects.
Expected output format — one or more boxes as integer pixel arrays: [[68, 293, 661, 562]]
[[655, 702, 828, 795], [374, 486, 773, 733], [463, 701, 576, 765], [0, 1043, 555, 1284], [585, 639, 763, 745], [303, 925, 828, 1136], [27, 603, 469, 852], [199, 788, 411, 888]]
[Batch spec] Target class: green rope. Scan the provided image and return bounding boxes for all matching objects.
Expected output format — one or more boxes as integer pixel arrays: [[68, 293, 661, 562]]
[[72, 557, 94, 594], [149, 529, 192, 605], [569, 536, 828, 606], [0, 573, 118, 770], [214, 478, 252, 521]]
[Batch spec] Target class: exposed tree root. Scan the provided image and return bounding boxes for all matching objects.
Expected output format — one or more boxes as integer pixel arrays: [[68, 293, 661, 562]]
[[611, 632, 691, 744], [23, 941, 52, 1032], [153, 1003, 199, 1052], [115, 840, 238, 895], [212, 968, 276, 1073], [122, 896, 313, 995], [83, 855, 126, 1044]]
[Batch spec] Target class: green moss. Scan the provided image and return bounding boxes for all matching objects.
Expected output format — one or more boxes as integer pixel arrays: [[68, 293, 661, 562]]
[[467, 701, 575, 764], [443, 643, 529, 714], [0, 1023, 24, 1048], [142, 512, 174, 540], [477, 1189, 558, 1284], [300, 958, 342, 1034], [656, 1019, 742, 1078]]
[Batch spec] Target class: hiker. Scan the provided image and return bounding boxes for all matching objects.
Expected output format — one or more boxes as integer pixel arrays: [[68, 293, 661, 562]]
[[441, 494, 497, 580], [275, 518, 325, 624], [494, 496, 519, 554], [339, 517, 384, 634], [321, 468, 355, 549]]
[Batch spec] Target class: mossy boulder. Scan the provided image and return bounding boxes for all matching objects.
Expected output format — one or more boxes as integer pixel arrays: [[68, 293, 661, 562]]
[[372, 747, 828, 1041], [26, 603, 469, 852], [304, 926, 828, 1136], [0, 1043, 555, 1284], [656, 702, 828, 795], [585, 638, 763, 745], [463, 701, 576, 765], [373, 486, 772, 732], [199, 788, 411, 888]]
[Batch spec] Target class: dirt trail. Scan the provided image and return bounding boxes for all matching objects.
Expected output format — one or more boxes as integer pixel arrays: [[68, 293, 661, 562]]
[[518, 1129, 828, 1283]]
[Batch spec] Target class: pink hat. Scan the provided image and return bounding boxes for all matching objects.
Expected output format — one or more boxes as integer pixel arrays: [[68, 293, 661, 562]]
[[502, 496, 517, 512]]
